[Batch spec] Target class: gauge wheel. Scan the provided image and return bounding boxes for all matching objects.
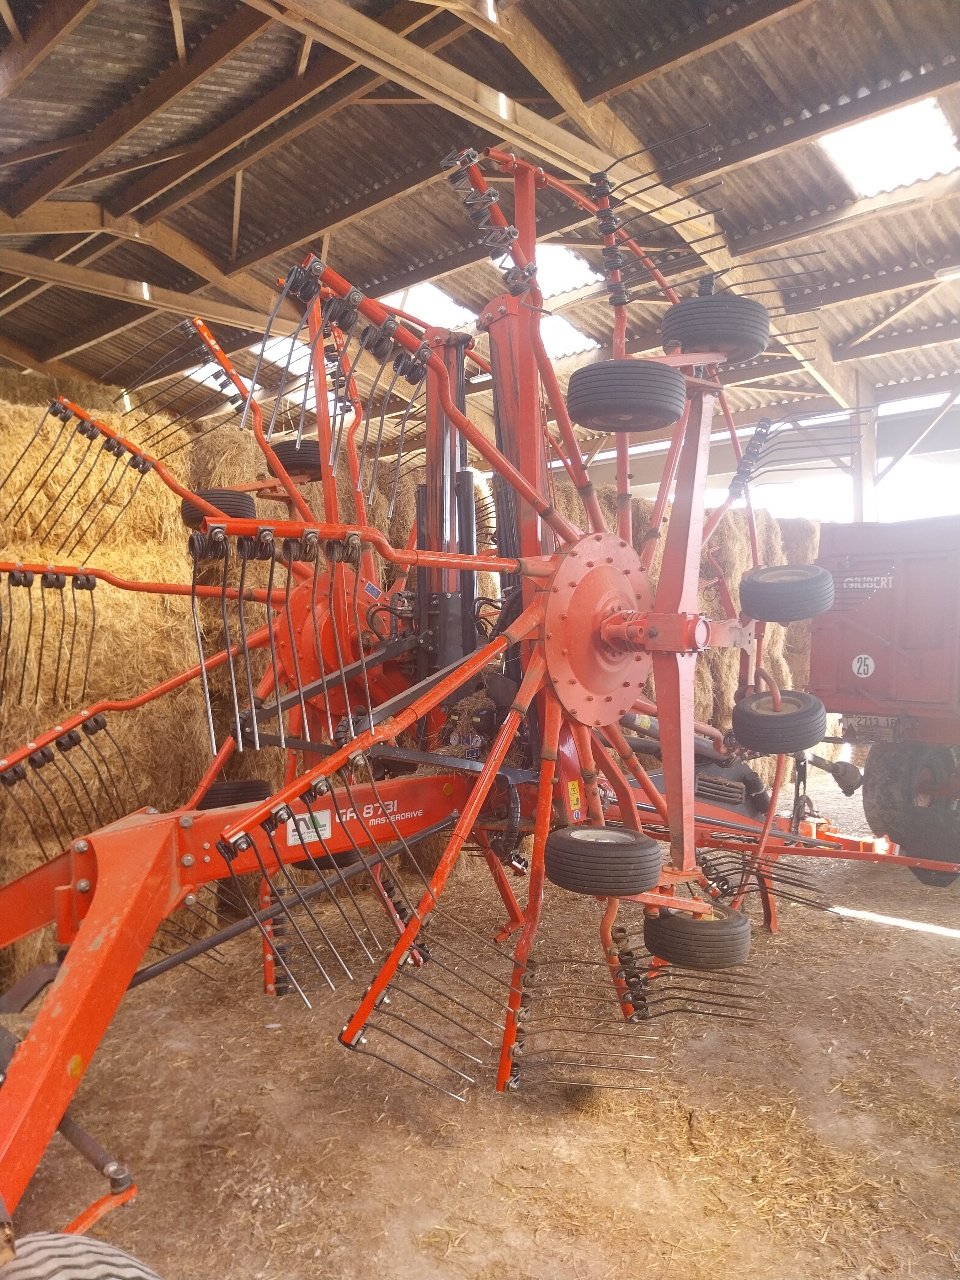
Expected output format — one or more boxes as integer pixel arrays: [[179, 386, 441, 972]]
[[732, 690, 827, 753], [180, 487, 256, 530], [643, 901, 751, 970], [739, 563, 835, 623], [544, 825, 663, 895], [566, 359, 688, 434], [661, 293, 770, 364]]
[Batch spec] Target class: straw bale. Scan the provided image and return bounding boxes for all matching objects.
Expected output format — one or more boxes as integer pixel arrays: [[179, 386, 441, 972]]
[[0, 369, 123, 417], [778, 516, 820, 567]]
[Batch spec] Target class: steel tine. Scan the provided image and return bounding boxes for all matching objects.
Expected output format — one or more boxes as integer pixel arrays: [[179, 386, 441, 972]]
[[263, 540, 286, 750], [375, 1006, 485, 1066], [262, 827, 352, 981], [389, 983, 495, 1047], [4, 417, 72, 525], [219, 851, 313, 1006], [352, 1043, 469, 1102], [188, 539, 218, 756], [367, 1019, 477, 1086], [407, 971, 506, 1032], [15, 573, 35, 703]]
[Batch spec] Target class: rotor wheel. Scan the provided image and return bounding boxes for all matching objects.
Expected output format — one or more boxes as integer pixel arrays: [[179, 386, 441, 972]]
[[661, 293, 770, 364], [732, 690, 827, 753], [196, 778, 273, 809], [565, 358, 688, 433], [268, 438, 324, 480], [643, 901, 751, 970], [180, 488, 256, 531], [0, 1234, 161, 1280], [544, 825, 663, 895], [739, 563, 835, 623]]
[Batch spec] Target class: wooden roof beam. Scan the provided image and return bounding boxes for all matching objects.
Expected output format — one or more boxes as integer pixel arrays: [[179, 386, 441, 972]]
[[142, 11, 467, 227], [693, 57, 960, 181], [109, 0, 439, 220], [0, 332, 97, 382], [7, 7, 272, 215], [783, 258, 960, 314], [0, 202, 294, 319], [730, 171, 960, 255], [834, 318, 960, 363], [0, 248, 302, 336], [0, 1, 23, 43], [0, 0, 97, 98], [581, 0, 816, 104]]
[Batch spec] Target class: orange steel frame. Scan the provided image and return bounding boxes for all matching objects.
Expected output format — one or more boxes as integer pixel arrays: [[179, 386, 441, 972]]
[[0, 149, 943, 1233]]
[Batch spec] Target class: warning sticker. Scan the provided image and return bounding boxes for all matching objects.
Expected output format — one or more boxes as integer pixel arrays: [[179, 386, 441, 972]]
[[567, 780, 582, 813]]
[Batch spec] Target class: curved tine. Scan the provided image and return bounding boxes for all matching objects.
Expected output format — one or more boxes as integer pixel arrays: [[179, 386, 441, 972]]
[[329, 320, 365, 474], [238, 276, 296, 436], [0, 406, 52, 497], [266, 311, 310, 441], [358, 341, 396, 474], [370, 375, 424, 508], [386, 387, 425, 518]]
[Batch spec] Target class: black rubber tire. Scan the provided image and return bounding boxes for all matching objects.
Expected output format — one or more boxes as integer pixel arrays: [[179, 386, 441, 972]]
[[196, 778, 273, 809], [643, 901, 751, 970], [661, 293, 770, 364], [898, 806, 960, 886], [268, 438, 323, 480], [0, 1233, 162, 1279], [861, 743, 920, 840], [180, 487, 256, 531], [566, 359, 688, 434], [740, 563, 835, 623], [544, 825, 663, 896], [732, 690, 827, 753], [861, 743, 957, 845]]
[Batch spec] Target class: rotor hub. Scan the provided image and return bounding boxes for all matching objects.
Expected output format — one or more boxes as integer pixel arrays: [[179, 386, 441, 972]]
[[543, 532, 652, 727]]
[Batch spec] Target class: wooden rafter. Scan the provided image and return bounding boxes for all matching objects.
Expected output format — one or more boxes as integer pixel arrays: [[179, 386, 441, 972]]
[[108, 0, 441, 220], [692, 57, 960, 181], [580, 0, 817, 104], [230, 167, 443, 272], [834, 318, 960, 363], [783, 262, 959, 315], [0, 332, 95, 381], [0, 248, 302, 336], [0, 203, 294, 319], [0, 0, 23, 43], [0, 0, 97, 98], [731, 171, 960, 255], [839, 285, 943, 350], [0, 234, 111, 319], [8, 8, 271, 214], [169, 0, 187, 66]]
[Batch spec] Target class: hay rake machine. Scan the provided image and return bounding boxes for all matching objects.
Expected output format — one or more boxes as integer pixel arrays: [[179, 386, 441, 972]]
[[1, 146, 954, 1267]]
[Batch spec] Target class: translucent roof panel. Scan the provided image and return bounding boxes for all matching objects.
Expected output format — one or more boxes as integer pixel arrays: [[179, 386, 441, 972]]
[[819, 98, 960, 197]]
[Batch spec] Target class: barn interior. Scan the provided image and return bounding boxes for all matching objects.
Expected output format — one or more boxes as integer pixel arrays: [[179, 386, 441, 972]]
[[0, 3, 958, 1278]]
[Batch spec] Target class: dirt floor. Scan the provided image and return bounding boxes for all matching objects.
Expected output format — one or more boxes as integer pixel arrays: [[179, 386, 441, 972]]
[[11, 774, 960, 1280]]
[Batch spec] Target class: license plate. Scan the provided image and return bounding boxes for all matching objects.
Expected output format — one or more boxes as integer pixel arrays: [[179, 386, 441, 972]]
[[843, 714, 900, 742]]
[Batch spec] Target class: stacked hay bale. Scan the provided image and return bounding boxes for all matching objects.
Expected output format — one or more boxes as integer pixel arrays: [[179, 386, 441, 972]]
[[0, 394, 210, 983]]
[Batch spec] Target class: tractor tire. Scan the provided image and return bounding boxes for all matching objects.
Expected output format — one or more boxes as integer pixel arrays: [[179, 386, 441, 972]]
[[739, 563, 835, 623], [268, 438, 323, 480], [732, 690, 827, 754], [899, 806, 960, 886], [544, 825, 663, 896], [861, 743, 921, 841], [643, 901, 751, 970], [661, 293, 770, 364], [566, 359, 688, 434], [196, 778, 273, 809], [0, 1233, 162, 1279], [861, 743, 958, 847], [180, 488, 256, 531]]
